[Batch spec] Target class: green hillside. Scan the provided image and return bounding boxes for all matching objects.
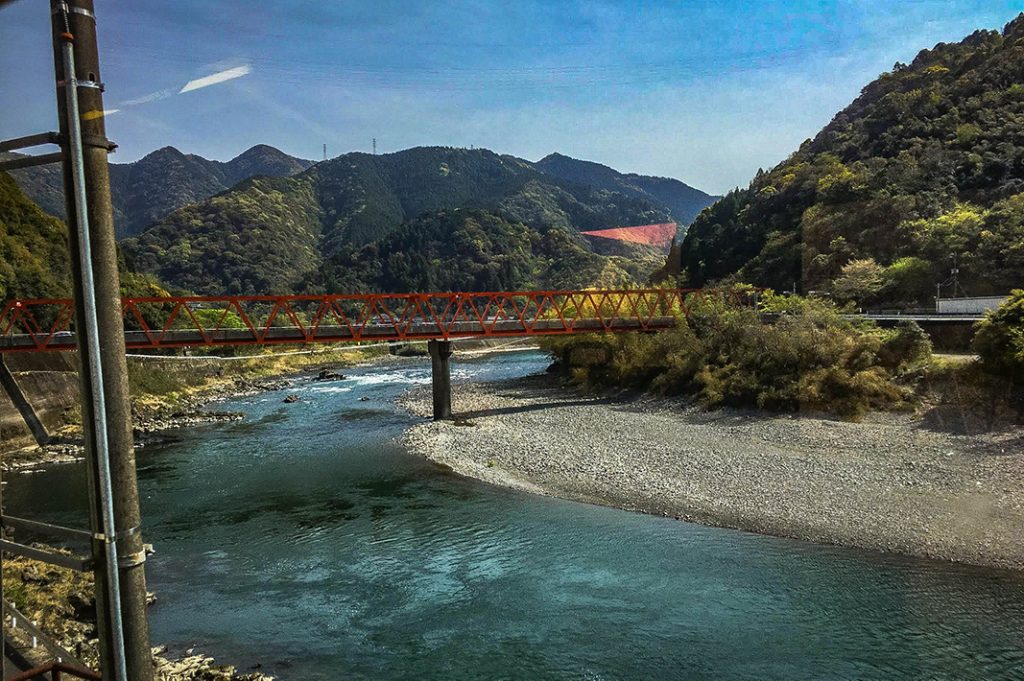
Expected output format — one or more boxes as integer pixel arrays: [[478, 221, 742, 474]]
[[124, 175, 322, 294], [123, 146, 672, 295], [0, 172, 72, 300], [308, 209, 660, 294], [0, 172, 162, 301], [670, 14, 1024, 306]]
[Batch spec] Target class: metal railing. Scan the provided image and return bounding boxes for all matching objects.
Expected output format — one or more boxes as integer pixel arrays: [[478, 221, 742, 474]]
[[5, 661, 101, 681]]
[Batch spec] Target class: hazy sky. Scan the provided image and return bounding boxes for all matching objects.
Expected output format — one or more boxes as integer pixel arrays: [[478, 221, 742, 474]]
[[1, 1, 1021, 194]]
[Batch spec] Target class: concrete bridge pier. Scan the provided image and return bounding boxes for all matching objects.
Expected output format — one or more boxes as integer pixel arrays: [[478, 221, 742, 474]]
[[428, 339, 453, 420], [0, 354, 50, 447]]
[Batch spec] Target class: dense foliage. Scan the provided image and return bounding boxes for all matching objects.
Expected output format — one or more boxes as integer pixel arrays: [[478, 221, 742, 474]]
[[124, 147, 675, 294], [672, 15, 1024, 307], [0, 173, 72, 300], [11, 144, 313, 238], [0, 172, 168, 301], [542, 292, 932, 419], [308, 209, 656, 293], [124, 176, 322, 294], [973, 289, 1024, 382]]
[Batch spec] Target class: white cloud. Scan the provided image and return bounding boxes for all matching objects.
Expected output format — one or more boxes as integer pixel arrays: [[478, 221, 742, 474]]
[[179, 65, 252, 94]]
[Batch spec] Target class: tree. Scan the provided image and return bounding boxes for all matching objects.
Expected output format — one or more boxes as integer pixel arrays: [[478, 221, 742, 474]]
[[832, 258, 885, 304], [973, 289, 1024, 383], [883, 256, 934, 305]]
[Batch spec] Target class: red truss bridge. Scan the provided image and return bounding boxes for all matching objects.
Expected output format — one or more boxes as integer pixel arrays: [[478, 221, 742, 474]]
[[0, 288, 747, 353]]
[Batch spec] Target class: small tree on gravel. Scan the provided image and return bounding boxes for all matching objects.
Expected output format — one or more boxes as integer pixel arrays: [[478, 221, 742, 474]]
[[973, 289, 1024, 384]]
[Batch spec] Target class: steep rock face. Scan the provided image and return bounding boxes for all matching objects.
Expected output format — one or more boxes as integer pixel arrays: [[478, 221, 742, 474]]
[[671, 14, 1024, 305], [123, 146, 676, 295], [9, 144, 313, 238]]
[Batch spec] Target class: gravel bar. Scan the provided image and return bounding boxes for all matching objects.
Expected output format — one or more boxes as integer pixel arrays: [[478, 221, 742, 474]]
[[401, 374, 1024, 570]]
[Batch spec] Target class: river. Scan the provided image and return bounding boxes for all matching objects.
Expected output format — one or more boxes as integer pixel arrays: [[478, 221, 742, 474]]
[[6, 351, 1024, 680]]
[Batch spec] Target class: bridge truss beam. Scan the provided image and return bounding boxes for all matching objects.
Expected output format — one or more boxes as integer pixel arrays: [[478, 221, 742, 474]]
[[0, 289, 738, 353]]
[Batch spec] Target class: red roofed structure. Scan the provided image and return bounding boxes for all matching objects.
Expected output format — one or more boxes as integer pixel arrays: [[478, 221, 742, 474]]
[[580, 222, 677, 248]]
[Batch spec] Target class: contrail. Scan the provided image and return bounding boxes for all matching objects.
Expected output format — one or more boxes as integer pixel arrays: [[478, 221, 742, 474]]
[[115, 63, 251, 111], [120, 88, 175, 106], [179, 64, 251, 94]]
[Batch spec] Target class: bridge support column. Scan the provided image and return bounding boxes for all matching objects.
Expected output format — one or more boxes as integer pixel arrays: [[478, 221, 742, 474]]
[[428, 339, 453, 421], [0, 355, 50, 448]]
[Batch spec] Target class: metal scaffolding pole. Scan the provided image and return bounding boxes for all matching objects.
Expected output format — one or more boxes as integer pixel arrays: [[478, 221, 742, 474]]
[[48, 1, 153, 679]]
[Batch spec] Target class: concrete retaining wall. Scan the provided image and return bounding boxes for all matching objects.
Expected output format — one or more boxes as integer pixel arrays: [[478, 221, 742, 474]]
[[0, 354, 80, 452], [937, 296, 1009, 314]]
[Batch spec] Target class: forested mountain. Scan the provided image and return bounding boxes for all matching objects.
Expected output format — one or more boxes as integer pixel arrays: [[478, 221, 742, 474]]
[[667, 14, 1024, 306], [309, 209, 660, 294], [0, 172, 72, 300], [534, 152, 718, 226], [123, 146, 671, 294], [0, 172, 163, 301], [7, 144, 313, 238]]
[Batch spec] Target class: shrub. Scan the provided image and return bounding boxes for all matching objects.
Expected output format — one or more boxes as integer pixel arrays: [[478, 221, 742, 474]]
[[542, 290, 929, 419], [972, 290, 1024, 383], [877, 321, 932, 372]]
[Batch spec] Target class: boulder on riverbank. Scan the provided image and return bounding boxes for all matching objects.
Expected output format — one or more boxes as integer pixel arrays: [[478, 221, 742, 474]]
[[313, 368, 346, 381]]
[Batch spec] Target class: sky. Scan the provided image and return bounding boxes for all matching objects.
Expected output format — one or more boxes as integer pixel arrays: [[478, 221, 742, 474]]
[[1, 1, 1021, 195]]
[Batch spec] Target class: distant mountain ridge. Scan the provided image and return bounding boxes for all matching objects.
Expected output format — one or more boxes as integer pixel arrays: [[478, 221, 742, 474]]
[[7, 144, 715, 242], [7, 144, 314, 238], [122, 146, 679, 295], [533, 152, 718, 228], [4, 142, 715, 298]]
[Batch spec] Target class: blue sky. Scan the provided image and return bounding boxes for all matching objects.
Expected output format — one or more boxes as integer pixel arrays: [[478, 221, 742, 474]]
[[1, 1, 1021, 194]]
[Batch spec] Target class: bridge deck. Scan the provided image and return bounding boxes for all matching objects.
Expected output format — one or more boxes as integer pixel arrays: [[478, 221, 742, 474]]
[[0, 317, 677, 352]]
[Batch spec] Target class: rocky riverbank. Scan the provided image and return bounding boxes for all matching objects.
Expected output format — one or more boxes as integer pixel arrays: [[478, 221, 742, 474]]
[[401, 373, 1024, 570], [1, 346, 390, 471], [0, 376, 290, 472], [3, 554, 273, 680]]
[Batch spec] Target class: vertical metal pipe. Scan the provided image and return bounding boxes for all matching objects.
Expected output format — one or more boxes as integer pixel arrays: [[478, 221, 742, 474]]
[[58, 29, 129, 681], [1, 433, 4, 671], [50, 2, 153, 677]]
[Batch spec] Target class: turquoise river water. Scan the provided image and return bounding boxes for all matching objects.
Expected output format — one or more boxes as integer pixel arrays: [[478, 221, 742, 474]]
[[5, 351, 1024, 680]]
